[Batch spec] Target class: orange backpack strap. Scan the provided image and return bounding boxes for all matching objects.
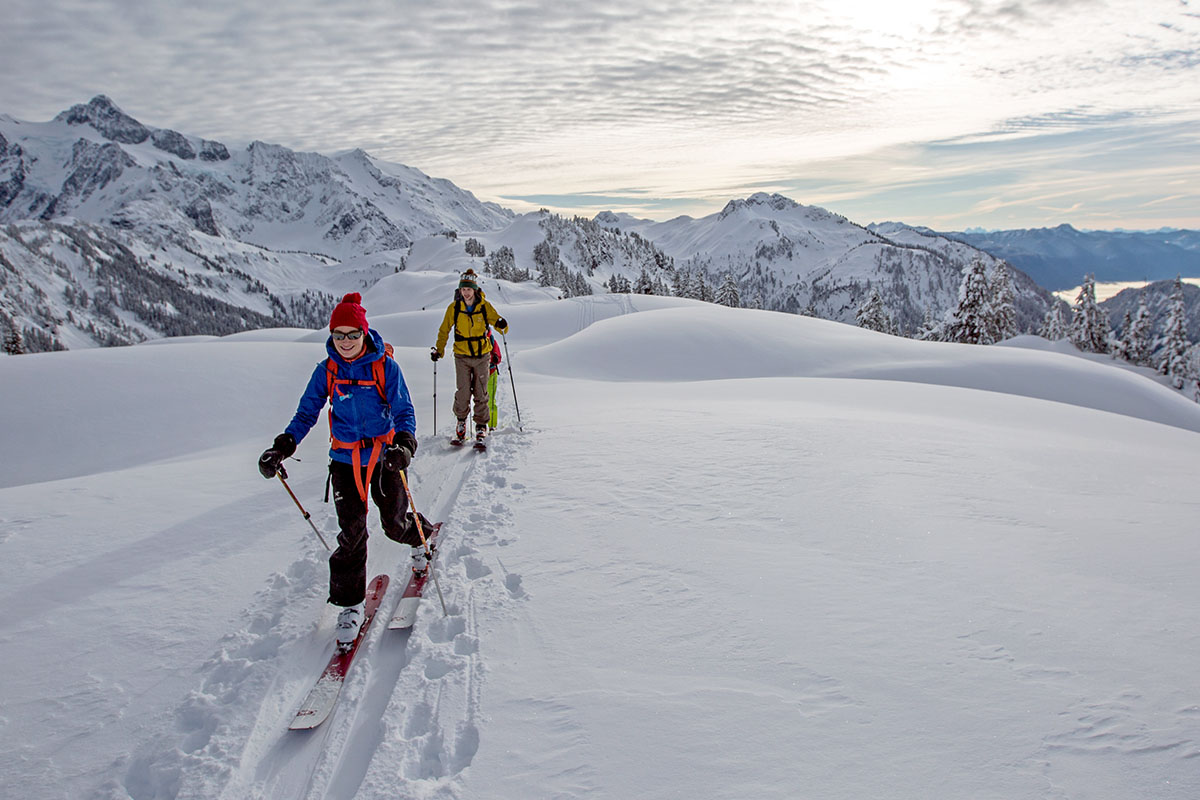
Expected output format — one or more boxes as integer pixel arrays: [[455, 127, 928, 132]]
[[324, 347, 397, 504]]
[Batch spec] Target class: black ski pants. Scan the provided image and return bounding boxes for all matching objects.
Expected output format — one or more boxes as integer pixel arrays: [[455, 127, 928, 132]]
[[327, 460, 424, 607]]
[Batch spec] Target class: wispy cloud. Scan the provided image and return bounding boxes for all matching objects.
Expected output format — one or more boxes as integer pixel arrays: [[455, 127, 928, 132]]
[[2, 0, 1198, 228]]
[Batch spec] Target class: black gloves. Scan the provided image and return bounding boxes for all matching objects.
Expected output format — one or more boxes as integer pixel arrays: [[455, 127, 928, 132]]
[[495, 317, 507, 331], [384, 431, 418, 472], [430, 347, 442, 362], [258, 433, 296, 479], [383, 443, 412, 472]]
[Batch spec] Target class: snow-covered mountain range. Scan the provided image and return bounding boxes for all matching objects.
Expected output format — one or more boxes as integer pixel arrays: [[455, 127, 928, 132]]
[[606, 198, 1055, 332], [0, 94, 1141, 354], [1, 96, 512, 349], [939, 224, 1200, 291]]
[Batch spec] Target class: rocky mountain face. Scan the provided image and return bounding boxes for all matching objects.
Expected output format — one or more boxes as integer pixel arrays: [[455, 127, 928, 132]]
[[0, 96, 512, 351], [941, 224, 1200, 291]]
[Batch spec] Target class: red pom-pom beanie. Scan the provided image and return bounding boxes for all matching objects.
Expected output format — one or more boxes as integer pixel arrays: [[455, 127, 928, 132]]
[[329, 293, 369, 332]]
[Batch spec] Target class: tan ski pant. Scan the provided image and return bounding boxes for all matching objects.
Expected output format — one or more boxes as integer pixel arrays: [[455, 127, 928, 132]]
[[453, 353, 491, 427]]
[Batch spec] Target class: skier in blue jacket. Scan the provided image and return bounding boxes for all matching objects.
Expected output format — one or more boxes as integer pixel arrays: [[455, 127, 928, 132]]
[[258, 293, 430, 648]]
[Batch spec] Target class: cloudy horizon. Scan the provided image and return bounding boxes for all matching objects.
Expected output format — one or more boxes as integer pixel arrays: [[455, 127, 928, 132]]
[[3, 0, 1198, 230]]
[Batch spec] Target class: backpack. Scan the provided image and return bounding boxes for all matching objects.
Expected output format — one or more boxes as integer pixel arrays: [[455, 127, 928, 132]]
[[488, 331, 501, 369], [323, 341, 396, 503]]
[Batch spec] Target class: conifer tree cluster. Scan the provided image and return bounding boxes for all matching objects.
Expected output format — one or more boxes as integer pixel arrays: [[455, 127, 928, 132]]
[[1114, 296, 1152, 365], [1038, 303, 1068, 340], [715, 273, 741, 308], [1157, 276, 1192, 389], [1069, 275, 1109, 353], [940, 259, 1008, 344], [855, 288, 896, 334]]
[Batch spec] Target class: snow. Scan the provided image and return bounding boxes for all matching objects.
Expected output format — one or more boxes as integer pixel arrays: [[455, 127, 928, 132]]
[[2, 275, 1199, 799]]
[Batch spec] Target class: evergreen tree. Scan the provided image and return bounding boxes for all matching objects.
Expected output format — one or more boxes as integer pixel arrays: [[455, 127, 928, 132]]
[[673, 269, 695, 299], [856, 288, 894, 334], [1116, 296, 1153, 366], [1116, 309, 1136, 362], [1069, 274, 1109, 353], [634, 269, 654, 295], [3, 324, 24, 355], [989, 263, 1017, 341], [716, 273, 741, 308], [1157, 276, 1190, 389], [1039, 303, 1067, 340], [464, 238, 486, 258], [1128, 296, 1153, 366], [916, 306, 941, 341], [943, 259, 994, 344]]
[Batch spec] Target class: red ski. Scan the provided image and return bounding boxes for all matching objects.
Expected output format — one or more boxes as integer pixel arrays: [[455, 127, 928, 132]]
[[388, 523, 443, 629], [289, 574, 389, 730]]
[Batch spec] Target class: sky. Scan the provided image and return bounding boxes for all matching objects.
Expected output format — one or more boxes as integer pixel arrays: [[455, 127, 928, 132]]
[[2, 0, 1199, 230]]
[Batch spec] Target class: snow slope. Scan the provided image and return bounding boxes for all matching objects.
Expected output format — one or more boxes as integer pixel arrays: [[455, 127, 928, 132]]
[[2, 278, 1198, 800]]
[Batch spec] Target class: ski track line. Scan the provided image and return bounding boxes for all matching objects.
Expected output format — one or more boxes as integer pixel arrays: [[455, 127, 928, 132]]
[[310, 443, 481, 800], [340, 422, 532, 799], [103, 385, 530, 800]]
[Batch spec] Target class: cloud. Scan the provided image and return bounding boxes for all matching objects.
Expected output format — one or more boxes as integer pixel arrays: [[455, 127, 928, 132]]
[[2, 0, 1198, 228]]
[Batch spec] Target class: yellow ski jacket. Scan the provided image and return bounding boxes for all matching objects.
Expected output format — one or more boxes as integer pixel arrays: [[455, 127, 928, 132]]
[[435, 290, 508, 358]]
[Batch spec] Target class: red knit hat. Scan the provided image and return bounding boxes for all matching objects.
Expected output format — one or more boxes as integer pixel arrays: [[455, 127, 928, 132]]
[[329, 292, 368, 332]]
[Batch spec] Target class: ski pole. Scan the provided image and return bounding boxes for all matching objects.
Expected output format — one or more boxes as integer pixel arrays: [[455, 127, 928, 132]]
[[432, 358, 438, 436], [399, 470, 448, 617], [501, 332, 523, 431], [277, 465, 332, 551]]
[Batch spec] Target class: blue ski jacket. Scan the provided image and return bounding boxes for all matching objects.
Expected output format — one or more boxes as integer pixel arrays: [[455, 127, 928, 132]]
[[285, 329, 417, 464]]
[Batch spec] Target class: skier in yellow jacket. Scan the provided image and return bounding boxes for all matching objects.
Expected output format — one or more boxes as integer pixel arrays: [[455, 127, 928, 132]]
[[431, 270, 508, 444]]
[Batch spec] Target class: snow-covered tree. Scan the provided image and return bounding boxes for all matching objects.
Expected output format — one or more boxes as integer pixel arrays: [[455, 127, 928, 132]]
[[1069, 275, 1108, 353], [673, 269, 695, 299], [1157, 276, 1191, 389], [464, 238, 485, 258], [915, 305, 941, 341], [989, 263, 1017, 341], [1115, 295, 1153, 366], [1039, 303, 1067, 341], [483, 245, 516, 281], [3, 324, 24, 355], [716, 273, 741, 308], [942, 259, 994, 344], [634, 269, 655, 295], [856, 288, 895, 334], [1187, 343, 1200, 403]]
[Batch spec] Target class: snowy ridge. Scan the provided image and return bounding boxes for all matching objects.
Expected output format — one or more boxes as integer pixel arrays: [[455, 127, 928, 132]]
[[2, 279, 1199, 799], [610, 192, 1056, 332], [0, 96, 512, 350]]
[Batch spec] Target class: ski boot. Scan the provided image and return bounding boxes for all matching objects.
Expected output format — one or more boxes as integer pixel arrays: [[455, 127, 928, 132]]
[[335, 601, 365, 651]]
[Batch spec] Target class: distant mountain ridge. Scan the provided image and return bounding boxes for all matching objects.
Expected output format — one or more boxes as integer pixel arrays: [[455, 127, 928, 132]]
[[934, 224, 1200, 291]]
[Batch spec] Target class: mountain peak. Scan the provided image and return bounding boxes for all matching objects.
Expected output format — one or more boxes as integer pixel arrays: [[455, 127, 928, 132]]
[[54, 95, 149, 145], [719, 192, 801, 219]]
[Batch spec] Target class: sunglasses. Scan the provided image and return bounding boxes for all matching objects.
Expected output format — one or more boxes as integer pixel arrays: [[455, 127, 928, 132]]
[[331, 329, 364, 341]]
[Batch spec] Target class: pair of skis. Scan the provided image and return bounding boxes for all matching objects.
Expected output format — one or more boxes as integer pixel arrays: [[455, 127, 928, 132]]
[[288, 524, 443, 731]]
